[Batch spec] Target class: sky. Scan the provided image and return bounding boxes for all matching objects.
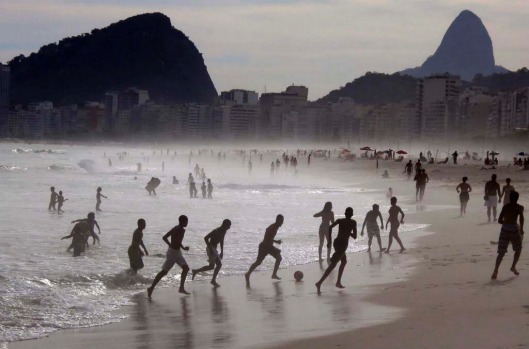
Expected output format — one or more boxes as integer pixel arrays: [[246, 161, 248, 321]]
[[0, 0, 527, 100]]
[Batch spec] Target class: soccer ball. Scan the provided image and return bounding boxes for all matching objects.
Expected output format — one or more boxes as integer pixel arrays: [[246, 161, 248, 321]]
[[294, 270, 303, 282]]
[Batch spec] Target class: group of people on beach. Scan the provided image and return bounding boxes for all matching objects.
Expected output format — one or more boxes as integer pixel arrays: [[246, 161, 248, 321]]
[[48, 186, 68, 214]]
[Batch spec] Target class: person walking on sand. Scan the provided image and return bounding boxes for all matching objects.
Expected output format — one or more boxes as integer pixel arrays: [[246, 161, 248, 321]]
[[96, 187, 107, 212], [49, 186, 58, 211], [57, 191, 67, 214], [147, 215, 191, 297], [192, 219, 232, 287], [315, 207, 357, 294], [404, 160, 413, 179], [491, 191, 524, 280], [484, 174, 501, 222], [385, 197, 406, 253], [128, 219, 149, 275], [361, 204, 384, 252], [500, 178, 515, 206], [456, 177, 472, 216], [245, 215, 284, 286], [313, 202, 335, 261]]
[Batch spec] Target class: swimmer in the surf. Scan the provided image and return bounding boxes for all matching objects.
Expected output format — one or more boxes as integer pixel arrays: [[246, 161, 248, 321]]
[[96, 187, 107, 212], [71, 212, 101, 245], [57, 191, 68, 214]]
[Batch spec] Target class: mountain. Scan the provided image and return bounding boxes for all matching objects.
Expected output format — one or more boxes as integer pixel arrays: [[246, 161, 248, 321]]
[[400, 10, 508, 81], [317, 72, 417, 105], [8, 13, 217, 106]]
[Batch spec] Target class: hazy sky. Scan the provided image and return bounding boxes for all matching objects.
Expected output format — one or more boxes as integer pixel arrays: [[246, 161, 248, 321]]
[[0, 0, 527, 100]]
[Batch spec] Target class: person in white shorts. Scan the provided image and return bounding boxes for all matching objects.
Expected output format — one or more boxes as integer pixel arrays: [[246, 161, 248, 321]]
[[484, 174, 501, 222], [147, 215, 191, 297], [191, 219, 232, 287]]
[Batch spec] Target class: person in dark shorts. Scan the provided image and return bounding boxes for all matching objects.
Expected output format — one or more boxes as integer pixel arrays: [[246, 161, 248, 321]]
[[96, 187, 107, 212], [57, 191, 67, 214], [128, 219, 149, 275], [385, 197, 406, 253], [361, 204, 384, 252], [491, 191, 524, 279], [61, 221, 90, 257], [456, 177, 472, 216], [315, 207, 357, 294], [147, 215, 191, 297], [245, 215, 284, 286], [192, 219, 232, 287], [71, 212, 101, 245]]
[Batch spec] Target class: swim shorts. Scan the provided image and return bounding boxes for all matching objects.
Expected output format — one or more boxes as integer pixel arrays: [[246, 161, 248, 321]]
[[497, 226, 522, 254], [128, 246, 144, 271], [207, 246, 220, 263], [484, 196, 498, 208], [459, 192, 469, 203], [257, 242, 281, 262], [366, 223, 381, 238], [162, 247, 187, 271], [330, 239, 348, 264]]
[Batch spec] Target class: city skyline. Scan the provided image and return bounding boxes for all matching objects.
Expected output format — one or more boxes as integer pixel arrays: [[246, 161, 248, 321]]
[[0, 0, 528, 100]]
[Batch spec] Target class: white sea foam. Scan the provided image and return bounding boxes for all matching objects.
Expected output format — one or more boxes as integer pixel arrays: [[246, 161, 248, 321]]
[[0, 142, 432, 343]]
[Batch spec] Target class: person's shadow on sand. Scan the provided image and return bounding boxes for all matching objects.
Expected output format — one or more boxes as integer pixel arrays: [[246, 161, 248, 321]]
[[485, 276, 517, 286]]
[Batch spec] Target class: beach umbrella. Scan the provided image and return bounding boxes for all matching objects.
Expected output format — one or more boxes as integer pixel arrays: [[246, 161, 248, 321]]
[[517, 152, 527, 156], [396, 150, 408, 154], [360, 146, 373, 151], [490, 151, 500, 156]]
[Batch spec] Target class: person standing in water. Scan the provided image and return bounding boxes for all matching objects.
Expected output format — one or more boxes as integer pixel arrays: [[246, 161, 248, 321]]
[[189, 181, 198, 198], [57, 191, 67, 214], [201, 182, 207, 198], [128, 219, 149, 275], [491, 191, 524, 280], [245, 215, 284, 286], [361, 204, 384, 252], [96, 187, 107, 212], [313, 202, 335, 261], [315, 207, 357, 294], [385, 197, 406, 253], [71, 212, 101, 245], [147, 215, 191, 297], [404, 160, 413, 179], [270, 162, 275, 176], [500, 178, 515, 206], [192, 219, 232, 287], [61, 221, 90, 257], [484, 174, 501, 222], [456, 177, 472, 216], [207, 179, 213, 199], [49, 187, 58, 211]]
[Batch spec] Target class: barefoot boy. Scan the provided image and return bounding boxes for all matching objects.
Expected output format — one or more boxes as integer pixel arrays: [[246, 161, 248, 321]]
[[148, 215, 191, 297]]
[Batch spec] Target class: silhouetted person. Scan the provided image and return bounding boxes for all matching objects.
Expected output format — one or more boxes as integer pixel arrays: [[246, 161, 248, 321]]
[[71, 212, 101, 245], [201, 182, 207, 198], [385, 197, 406, 253], [414, 159, 422, 175], [381, 170, 389, 179], [270, 162, 275, 176], [308, 153, 311, 166], [207, 179, 213, 199], [418, 169, 429, 201], [49, 186, 58, 211], [485, 174, 501, 222], [172, 176, 179, 184], [189, 181, 198, 198], [245, 215, 284, 286], [404, 160, 413, 179], [108, 159, 112, 167], [386, 187, 393, 198], [315, 207, 357, 294], [128, 219, 149, 275], [452, 151, 458, 164], [57, 191, 67, 214], [491, 191, 524, 280], [147, 215, 191, 297], [192, 219, 232, 287], [145, 177, 160, 196], [275, 159, 280, 173], [456, 177, 472, 216], [500, 178, 515, 206], [361, 204, 384, 252], [96, 187, 107, 212], [61, 221, 90, 257], [313, 202, 335, 261], [248, 160, 253, 174]]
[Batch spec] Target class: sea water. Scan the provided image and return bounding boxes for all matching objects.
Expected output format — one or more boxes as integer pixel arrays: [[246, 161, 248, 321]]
[[0, 142, 428, 343]]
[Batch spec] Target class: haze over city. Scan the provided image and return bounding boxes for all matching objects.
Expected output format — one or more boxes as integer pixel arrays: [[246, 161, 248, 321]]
[[1, 0, 528, 99]]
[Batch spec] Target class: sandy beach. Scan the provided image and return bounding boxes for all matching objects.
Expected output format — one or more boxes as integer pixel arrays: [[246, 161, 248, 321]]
[[7, 156, 529, 349]]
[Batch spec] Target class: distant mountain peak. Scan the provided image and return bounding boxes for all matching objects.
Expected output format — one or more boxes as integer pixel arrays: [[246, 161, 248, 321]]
[[400, 10, 508, 80]]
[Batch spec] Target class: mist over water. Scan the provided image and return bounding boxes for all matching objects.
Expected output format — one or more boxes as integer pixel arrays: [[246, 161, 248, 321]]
[[0, 142, 430, 343]]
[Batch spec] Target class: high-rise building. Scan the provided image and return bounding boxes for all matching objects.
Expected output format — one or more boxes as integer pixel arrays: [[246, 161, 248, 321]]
[[417, 74, 461, 139], [0, 63, 9, 110], [220, 89, 258, 106]]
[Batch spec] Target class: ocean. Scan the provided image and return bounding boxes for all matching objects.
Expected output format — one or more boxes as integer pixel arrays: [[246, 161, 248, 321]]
[[0, 142, 429, 343]]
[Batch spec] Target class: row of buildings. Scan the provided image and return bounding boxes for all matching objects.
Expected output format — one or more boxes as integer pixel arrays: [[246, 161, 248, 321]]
[[0, 62, 528, 141]]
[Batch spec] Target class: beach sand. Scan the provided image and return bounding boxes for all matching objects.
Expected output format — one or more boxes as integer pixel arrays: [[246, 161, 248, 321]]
[[8, 158, 529, 349]]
